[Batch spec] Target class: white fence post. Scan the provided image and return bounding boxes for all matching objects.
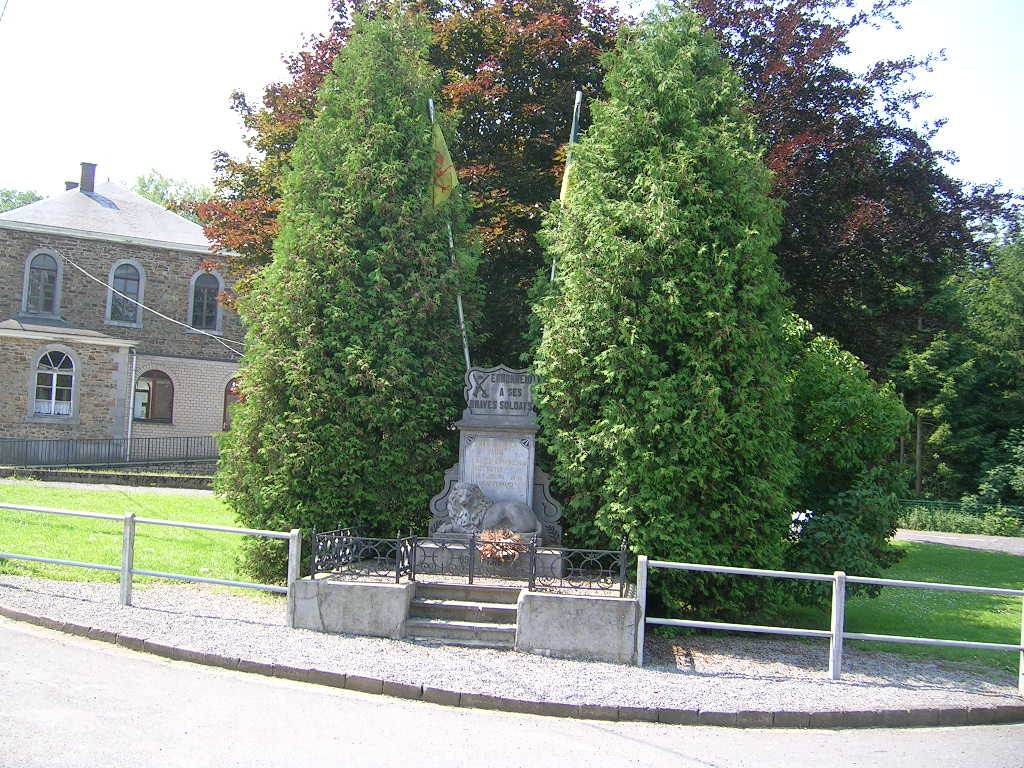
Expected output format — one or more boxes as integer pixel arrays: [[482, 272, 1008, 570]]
[[286, 528, 302, 628], [828, 570, 846, 680], [119, 513, 136, 606], [635, 555, 648, 666]]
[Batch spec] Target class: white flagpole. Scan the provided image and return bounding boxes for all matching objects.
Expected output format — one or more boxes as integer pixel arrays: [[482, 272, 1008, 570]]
[[551, 90, 583, 284], [429, 98, 472, 373]]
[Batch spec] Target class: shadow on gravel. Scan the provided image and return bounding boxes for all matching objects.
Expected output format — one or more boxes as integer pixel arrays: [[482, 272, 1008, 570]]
[[645, 633, 1016, 693]]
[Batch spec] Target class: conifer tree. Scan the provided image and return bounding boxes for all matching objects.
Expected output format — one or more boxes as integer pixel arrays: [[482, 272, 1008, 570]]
[[216, 8, 476, 578], [534, 6, 795, 616]]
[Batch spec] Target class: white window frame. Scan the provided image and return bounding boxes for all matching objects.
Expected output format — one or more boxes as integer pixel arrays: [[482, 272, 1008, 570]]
[[28, 346, 78, 421], [105, 259, 145, 328], [21, 249, 63, 318], [187, 270, 224, 335]]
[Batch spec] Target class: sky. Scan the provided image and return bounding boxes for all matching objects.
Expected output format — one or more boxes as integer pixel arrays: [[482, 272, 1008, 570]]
[[0, 0, 1021, 199]]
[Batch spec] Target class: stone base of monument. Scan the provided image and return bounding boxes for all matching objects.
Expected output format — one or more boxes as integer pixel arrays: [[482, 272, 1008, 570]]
[[289, 575, 414, 639], [289, 571, 643, 664], [413, 539, 563, 581], [515, 591, 640, 665]]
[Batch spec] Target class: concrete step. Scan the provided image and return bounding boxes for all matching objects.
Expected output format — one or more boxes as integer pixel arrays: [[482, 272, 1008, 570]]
[[413, 583, 522, 604], [410, 598, 517, 625], [405, 618, 516, 649]]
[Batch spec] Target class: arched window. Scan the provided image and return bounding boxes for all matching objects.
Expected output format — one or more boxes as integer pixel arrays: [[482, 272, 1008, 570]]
[[34, 351, 74, 416], [134, 370, 173, 422], [223, 377, 241, 431], [189, 272, 222, 331], [107, 261, 143, 325], [24, 251, 61, 316]]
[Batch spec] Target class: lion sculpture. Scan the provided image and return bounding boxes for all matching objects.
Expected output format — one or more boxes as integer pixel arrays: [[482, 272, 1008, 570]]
[[437, 482, 542, 538]]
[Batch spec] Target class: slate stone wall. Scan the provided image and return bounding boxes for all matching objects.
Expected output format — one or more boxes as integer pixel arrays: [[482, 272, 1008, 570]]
[[0, 335, 130, 439], [0, 227, 242, 360]]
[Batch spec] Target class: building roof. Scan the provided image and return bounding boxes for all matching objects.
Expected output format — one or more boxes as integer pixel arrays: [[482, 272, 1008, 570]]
[[0, 182, 211, 251], [0, 318, 137, 348]]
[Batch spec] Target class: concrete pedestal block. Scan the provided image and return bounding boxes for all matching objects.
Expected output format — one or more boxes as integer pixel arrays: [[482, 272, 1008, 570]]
[[515, 591, 640, 664], [290, 577, 414, 639]]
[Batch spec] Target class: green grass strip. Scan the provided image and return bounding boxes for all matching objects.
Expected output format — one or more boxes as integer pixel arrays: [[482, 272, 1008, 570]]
[[843, 541, 1023, 675], [0, 483, 251, 584]]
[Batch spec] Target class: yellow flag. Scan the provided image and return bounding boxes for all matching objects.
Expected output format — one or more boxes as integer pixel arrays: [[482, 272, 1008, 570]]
[[559, 158, 572, 202], [559, 90, 583, 202], [431, 122, 458, 209]]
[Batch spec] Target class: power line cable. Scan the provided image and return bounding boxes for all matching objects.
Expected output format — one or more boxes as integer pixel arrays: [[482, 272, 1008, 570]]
[[0, 0, 10, 25], [59, 256, 245, 358]]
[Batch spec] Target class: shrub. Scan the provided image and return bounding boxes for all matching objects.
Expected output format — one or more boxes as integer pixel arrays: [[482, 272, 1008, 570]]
[[783, 317, 910, 597], [897, 504, 1023, 537], [216, 9, 477, 579], [534, 7, 796, 618]]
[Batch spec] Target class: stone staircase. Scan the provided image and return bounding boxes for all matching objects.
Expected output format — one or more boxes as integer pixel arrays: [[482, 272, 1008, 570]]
[[406, 583, 522, 649]]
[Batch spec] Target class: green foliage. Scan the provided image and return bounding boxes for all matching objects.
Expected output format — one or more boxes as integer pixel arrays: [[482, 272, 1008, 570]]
[[963, 428, 1024, 510], [216, 9, 478, 579], [695, 0, 1017, 374], [783, 317, 910, 592], [201, 0, 620, 365], [895, 235, 1024, 500], [533, 7, 795, 618], [0, 187, 42, 212], [897, 504, 1023, 537], [432, 0, 622, 365]]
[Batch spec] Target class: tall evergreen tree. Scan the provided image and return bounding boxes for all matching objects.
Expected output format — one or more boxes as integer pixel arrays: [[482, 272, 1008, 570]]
[[895, 234, 1024, 501], [216, 8, 477, 578], [534, 6, 796, 616]]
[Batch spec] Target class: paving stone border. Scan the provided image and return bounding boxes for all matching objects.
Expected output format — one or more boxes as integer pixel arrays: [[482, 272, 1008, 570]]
[[3, 605, 1023, 729]]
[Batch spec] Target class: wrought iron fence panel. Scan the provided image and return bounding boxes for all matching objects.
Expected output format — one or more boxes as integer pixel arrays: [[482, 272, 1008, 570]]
[[311, 528, 357, 573], [411, 534, 540, 583], [310, 531, 631, 594], [397, 536, 414, 581], [474, 535, 534, 581], [532, 547, 628, 596], [412, 535, 474, 579], [312, 533, 410, 583]]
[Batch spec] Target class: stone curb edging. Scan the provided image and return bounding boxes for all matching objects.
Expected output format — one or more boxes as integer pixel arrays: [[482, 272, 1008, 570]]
[[3, 606, 1023, 729]]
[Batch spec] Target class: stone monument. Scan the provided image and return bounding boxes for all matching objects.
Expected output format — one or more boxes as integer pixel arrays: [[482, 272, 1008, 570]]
[[430, 365, 562, 543]]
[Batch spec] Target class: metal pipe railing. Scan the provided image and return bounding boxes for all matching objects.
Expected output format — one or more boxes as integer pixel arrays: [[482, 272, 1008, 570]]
[[636, 558, 1024, 694], [0, 504, 300, 611]]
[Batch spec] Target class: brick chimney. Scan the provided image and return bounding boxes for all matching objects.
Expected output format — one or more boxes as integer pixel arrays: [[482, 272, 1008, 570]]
[[80, 162, 97, 194]]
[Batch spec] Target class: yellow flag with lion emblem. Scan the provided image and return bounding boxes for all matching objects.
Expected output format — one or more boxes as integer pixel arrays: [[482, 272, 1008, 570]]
[[431, 122, 458, 209]]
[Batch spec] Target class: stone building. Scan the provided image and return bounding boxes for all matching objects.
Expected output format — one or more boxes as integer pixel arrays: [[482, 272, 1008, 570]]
[[0, 163, 242, 452]]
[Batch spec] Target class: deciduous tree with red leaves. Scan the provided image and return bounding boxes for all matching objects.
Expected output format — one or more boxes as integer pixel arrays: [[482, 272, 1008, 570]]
[[692, 0, 1017, 372], [194, 0, 620, 363]]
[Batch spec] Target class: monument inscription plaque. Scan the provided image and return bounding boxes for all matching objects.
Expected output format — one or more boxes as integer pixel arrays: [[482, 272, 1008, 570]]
[[465, 368, 537, 417], [462, 435, 533, 505], [430, 364, 562, 542]]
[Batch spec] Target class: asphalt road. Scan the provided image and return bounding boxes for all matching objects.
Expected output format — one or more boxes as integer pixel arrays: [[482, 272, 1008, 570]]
[[0, 619, 1021, 768], [894, 529, 1024, 557]]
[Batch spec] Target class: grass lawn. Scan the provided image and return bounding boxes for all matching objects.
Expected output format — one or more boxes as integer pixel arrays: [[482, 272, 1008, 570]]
[[777, 541, 1023, 675], [844, 541, 1023, 674], [0, 483, 261, 584]]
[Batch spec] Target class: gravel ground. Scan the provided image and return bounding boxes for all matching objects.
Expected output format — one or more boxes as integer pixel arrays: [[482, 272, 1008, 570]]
[[1, 575, 1019, 713]]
